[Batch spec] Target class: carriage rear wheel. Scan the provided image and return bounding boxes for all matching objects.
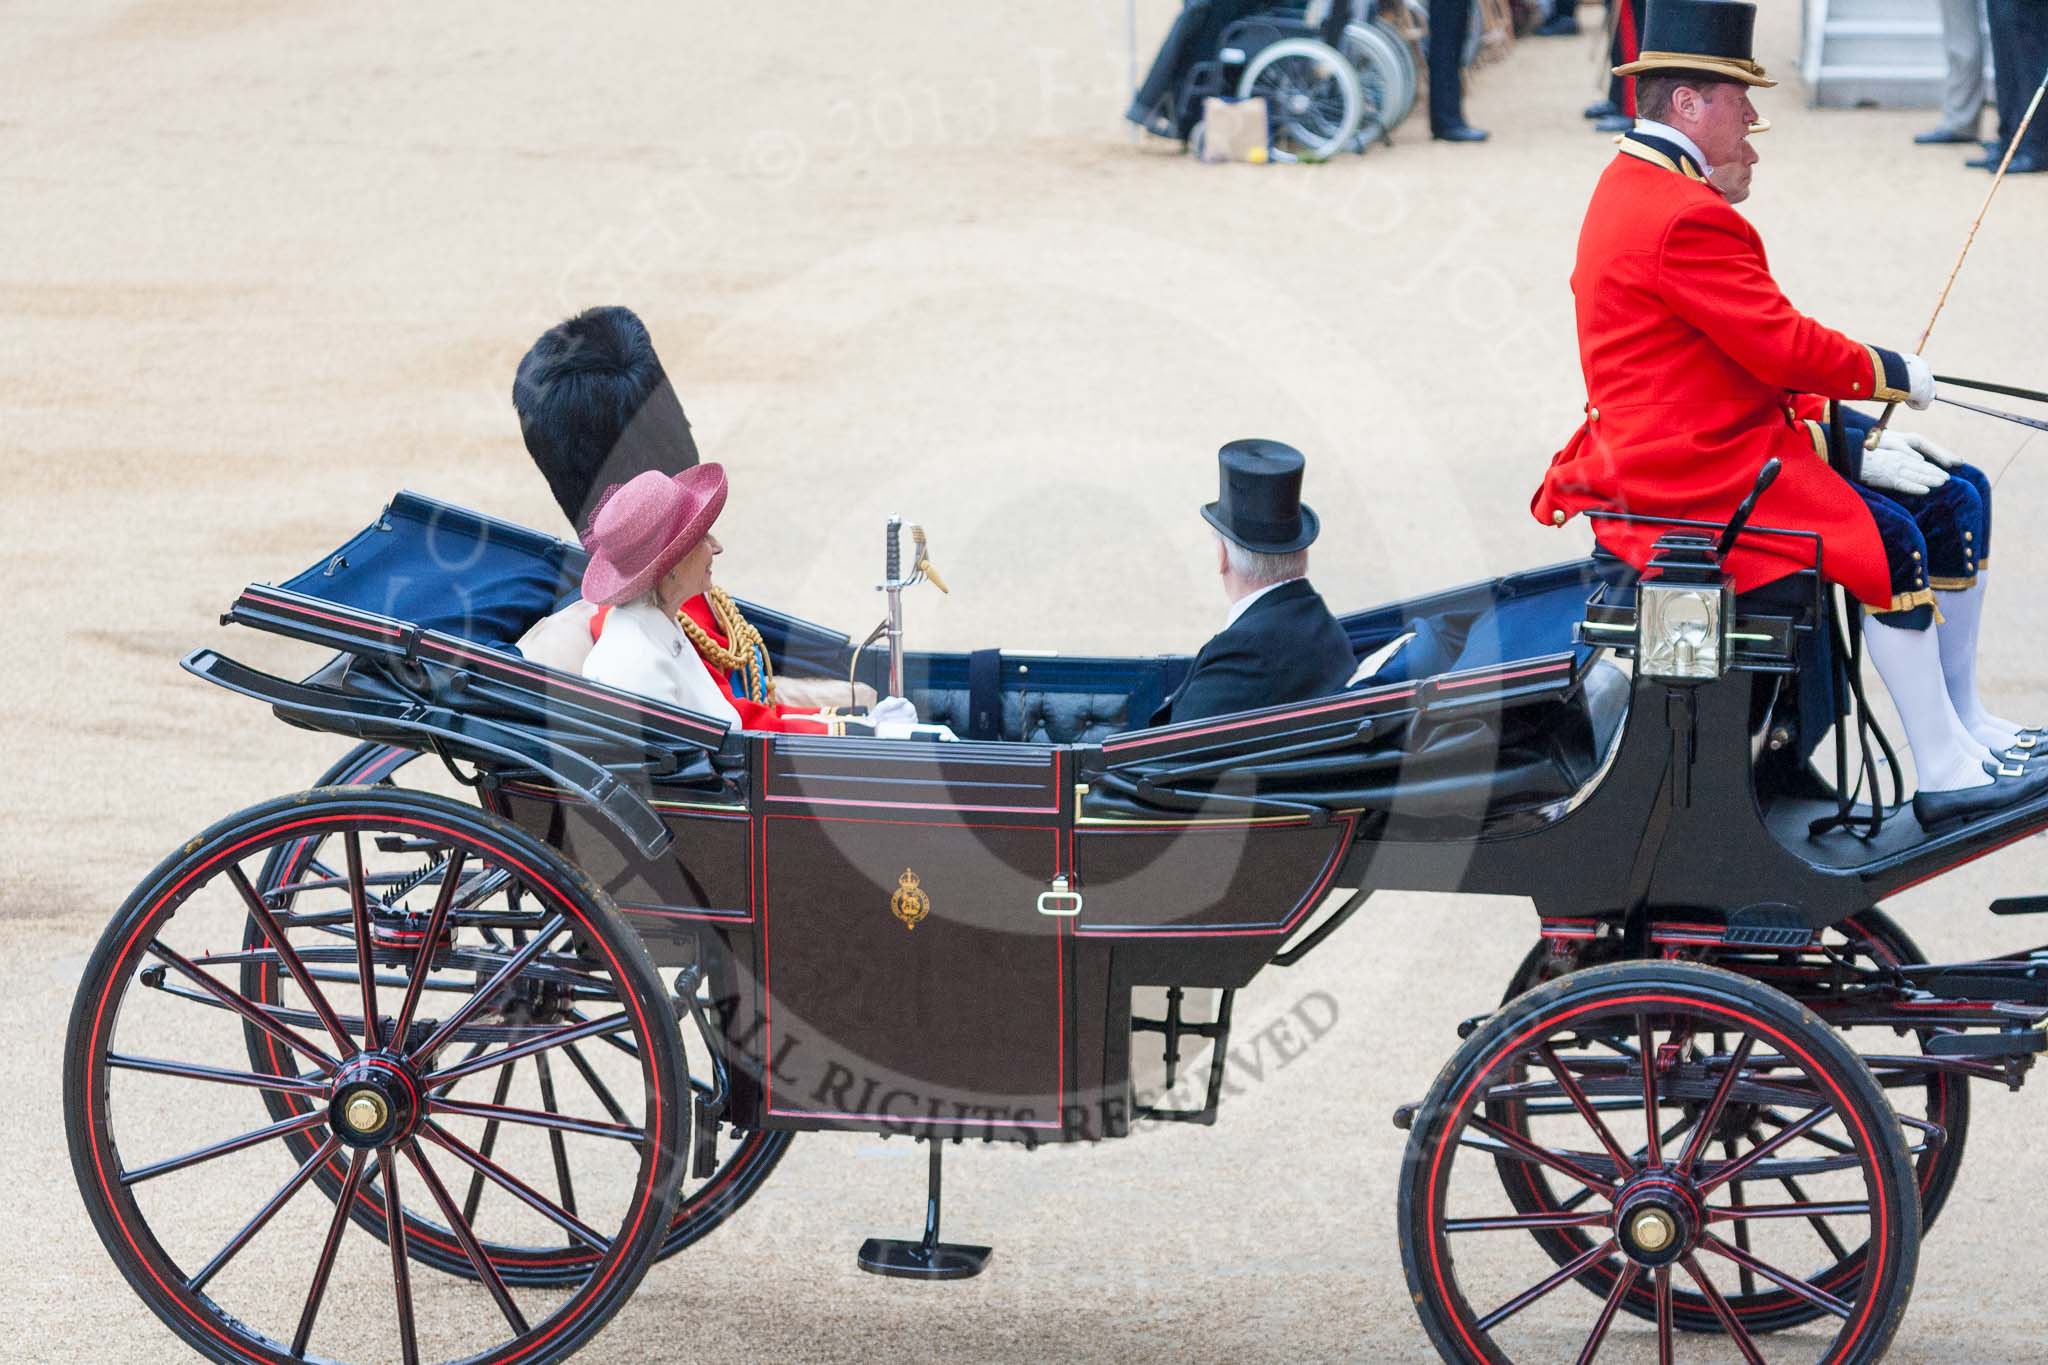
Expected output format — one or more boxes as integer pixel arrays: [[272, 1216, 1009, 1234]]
[[1491, 911, 1965, 1335], [1237, 38, 1365, 160], [65, 788, 687, 1365], [239, 742, 792, 1286], [1400, 961, 1917, 1364]]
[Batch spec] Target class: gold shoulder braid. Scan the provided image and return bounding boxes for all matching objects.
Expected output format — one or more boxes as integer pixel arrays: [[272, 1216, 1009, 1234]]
[[677, 586, 779, 705]]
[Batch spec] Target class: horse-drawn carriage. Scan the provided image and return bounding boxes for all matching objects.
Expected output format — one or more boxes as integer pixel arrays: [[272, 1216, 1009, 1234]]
[[65, 455, 2048, 1363]]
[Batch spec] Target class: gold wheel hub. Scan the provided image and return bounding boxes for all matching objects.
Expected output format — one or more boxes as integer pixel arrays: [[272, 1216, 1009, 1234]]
[[1629, 1208, 1677, 1254], [342, 1091, 390, 1136]]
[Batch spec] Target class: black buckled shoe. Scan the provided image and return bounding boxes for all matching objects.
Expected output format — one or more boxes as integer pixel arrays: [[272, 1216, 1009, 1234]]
[[1432, 123, 1490, 143], [1593, 113, 1633, 133], [1913, 761, 2048, 830], [1914, 127, 1979, 145], [1583, 100, 1620, 120]]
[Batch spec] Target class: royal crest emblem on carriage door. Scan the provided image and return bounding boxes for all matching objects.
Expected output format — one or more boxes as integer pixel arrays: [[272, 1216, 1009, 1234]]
[[890, 868, 931, 930]]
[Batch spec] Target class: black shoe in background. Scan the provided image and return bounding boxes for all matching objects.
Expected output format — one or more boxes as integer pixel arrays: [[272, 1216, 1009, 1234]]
[[1594, 113, 1632, 133], [2002, 153, 2046, 173], [1533, 14, 1580, 34], [1914, 127, 1979, 144], [1583, 99, 1620, 119], [1432, 123, 1491, 142]]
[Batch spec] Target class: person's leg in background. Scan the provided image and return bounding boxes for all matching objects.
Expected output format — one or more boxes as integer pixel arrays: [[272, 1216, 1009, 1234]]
[[1429, 0, 1488, 140], [1591, 0, 1642, 131], [1917, 0, 1987, 142], [1975, 0, 2048, 168], [1535, 0, 1579, 38]]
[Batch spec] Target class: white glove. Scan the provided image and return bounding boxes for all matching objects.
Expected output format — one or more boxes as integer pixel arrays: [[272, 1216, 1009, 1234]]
[[1879, 429, 1961, 469], [868, 696, 918, 735], [1861, 439, 1949, 495], [1903, 353, 1935, 411]]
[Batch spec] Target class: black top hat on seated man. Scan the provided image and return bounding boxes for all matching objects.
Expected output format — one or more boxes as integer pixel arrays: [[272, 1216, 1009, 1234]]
[[1614, 0, 1776, 87], [1201, 439, 1321, 556]]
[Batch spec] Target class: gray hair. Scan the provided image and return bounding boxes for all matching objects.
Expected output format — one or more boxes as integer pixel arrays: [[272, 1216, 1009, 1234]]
[[1220, 535, 1307, 587]]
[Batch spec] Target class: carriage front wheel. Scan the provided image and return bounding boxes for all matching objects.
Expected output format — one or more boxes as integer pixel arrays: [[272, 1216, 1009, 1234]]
[[65, 788, 688, 1365], [1398, 961, 1919, 1364]]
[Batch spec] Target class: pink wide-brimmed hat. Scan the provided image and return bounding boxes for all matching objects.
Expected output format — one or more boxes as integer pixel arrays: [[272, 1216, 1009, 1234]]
[[579, 464, 727, 606]]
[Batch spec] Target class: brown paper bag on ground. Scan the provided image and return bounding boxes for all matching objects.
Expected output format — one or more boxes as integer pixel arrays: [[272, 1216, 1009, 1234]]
[[1199, 96, 1269, 163]]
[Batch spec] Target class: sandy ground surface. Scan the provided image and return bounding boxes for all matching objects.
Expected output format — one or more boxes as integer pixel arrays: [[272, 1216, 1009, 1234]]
[[5, 1, 2048, 1361]]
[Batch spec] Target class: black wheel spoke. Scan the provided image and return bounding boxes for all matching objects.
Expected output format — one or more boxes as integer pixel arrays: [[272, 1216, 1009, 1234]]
[[1780, 1173, 1854, 1259], [382, 1157, 421, 1365], [425, 1009, 634, 1088], [121, 1110, 329, 1185], [1725, 1140, 1758, 1296], [1759, 1105, 1857, 1155], [1636, 1013, 1662, 1166], [462, 1059, 520, 1225], [293, 1147, 369, 1355], [1699, 1104, 1838, 1193], [1468, 1115, 1617, 1197], [1476, 1236, 1619, 1331], [1677, 1033, 1755, 1175], [1574, 1259, 1640, 1365], [189, 1136, 340, 1291], [422, 1122, 611, 1252], [535, 1051, 579, 1220], [106, 1052, 326, 1097], [433, 1095, 645, 1144], [1708, 1198, 1870, 1224], [1682, 1252, 1768, 1364], [390, 847, 467, 1044], [146, 939, 338, 1074], [1446, 1210, 1612, 1234], [229, 865, 360, 1058], [404, 1141, 530, 1335], [1654, 1265, 1673, 1365], [1536, 1042, 1633, 1171], [563, 1041, 635, 1133], [343, 832, 383, 1051], [410, 914, 568, 1063], [1701, 1232, 1854, 1318]]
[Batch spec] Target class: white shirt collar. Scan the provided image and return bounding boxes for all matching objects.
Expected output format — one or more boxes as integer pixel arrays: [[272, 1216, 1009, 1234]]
[[1633, 118, 1711, 175], [1225, 577, 1302, 630]]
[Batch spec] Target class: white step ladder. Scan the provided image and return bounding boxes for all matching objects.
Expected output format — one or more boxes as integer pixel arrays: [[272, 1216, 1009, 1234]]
[[1801, 0, 1950, 107]]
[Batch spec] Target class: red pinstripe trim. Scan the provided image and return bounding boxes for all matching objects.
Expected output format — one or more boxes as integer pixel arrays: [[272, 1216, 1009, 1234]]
[[768, 1107, 1064, 1129], [240, 588, 404, 638], [763, 794, 1057, 815], [1434, 661, 1570, 692], [87, 813, 665, 1365]]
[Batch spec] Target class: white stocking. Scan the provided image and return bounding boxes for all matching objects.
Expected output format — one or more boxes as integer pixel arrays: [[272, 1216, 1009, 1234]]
[[1862, 613, 1992, 793], [1935, 575, 2025, 751]]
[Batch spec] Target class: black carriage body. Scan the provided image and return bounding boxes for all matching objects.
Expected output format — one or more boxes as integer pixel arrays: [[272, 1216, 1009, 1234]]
[[193, 493, 2048, 1148]]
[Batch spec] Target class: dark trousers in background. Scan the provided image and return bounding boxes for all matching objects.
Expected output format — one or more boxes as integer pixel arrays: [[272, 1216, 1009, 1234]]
[[1428, 0, 1472, 130], [1988, 0, 2048, 157], [1605, 0, 1646, 115]]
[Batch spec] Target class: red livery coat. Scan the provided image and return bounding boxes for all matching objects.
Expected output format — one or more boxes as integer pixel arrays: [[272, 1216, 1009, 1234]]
[[1530, 139, 1915, 609]]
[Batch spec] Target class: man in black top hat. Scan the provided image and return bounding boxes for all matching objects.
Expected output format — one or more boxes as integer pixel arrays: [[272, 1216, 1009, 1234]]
[[1152, 441, 1357, 727]]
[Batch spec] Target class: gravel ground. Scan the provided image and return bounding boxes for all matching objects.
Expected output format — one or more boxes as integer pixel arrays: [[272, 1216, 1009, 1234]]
[[4, 2, 2046, 1361]]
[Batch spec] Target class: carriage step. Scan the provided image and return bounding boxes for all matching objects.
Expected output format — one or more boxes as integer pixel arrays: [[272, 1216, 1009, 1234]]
[[1989, 896, 2048, 916], [856, 1139, 991, 1282], [1924, 1029, 2047, 1059]]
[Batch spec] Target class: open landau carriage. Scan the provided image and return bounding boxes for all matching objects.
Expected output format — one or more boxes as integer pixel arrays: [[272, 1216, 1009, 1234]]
[[66, 446, 2048, 1364]]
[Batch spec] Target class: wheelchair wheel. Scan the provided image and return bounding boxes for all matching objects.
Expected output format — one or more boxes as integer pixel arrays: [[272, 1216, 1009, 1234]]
[[1400, 961, 1917, 1364], [66, 787, 688, 1365], [1237, 38, 1365, 160], [1342, 19, 1416, 134], [1490, 910, 1965, 1335], [242, 742, 793, 1285]]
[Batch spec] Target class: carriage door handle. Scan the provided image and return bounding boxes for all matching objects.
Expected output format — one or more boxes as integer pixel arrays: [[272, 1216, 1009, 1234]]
[[1036, 875, 1083, 917]]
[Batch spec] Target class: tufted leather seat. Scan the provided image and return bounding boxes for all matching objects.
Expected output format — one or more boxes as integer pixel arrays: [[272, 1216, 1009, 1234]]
[[915, 686, 1134, 746]]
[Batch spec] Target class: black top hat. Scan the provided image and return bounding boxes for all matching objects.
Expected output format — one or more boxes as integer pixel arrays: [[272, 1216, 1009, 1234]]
[[1615, 0, 1775, 87], [1201, 439, 1321, 555]]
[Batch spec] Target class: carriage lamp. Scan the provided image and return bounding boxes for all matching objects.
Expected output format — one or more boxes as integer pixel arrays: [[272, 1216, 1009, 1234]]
[[1637, 580, 1731, 682]]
